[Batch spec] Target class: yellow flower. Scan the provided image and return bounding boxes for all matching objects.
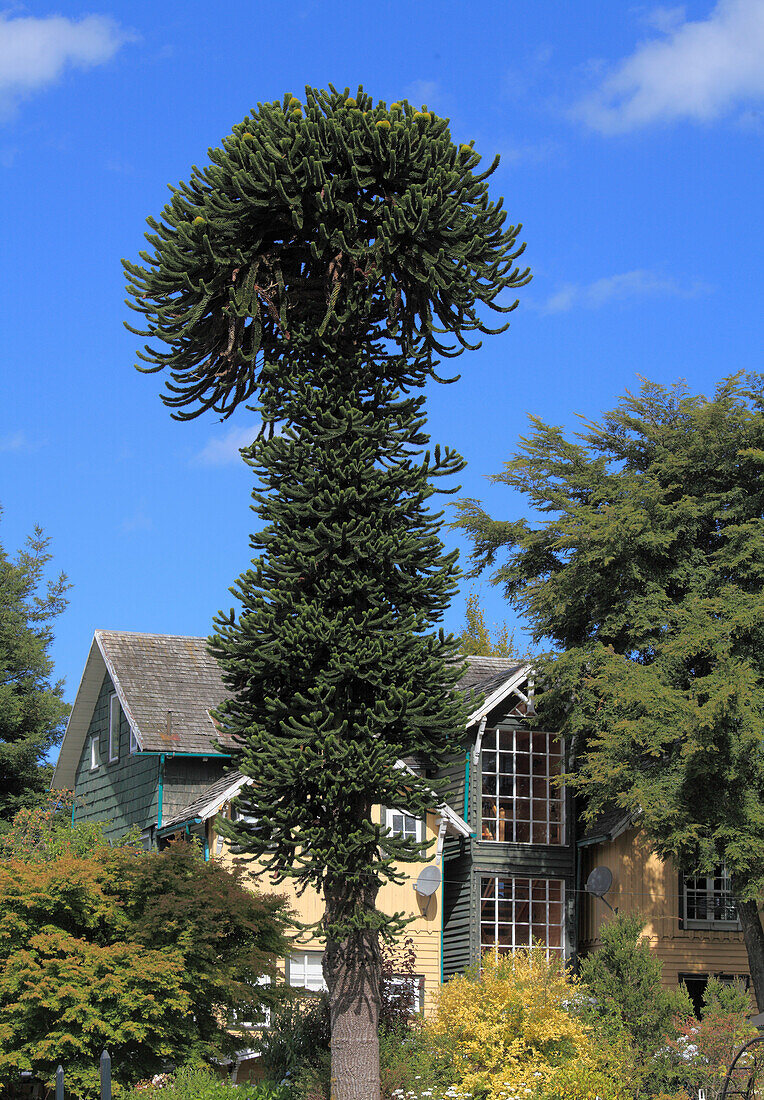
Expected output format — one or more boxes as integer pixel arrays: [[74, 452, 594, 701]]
[[192, 216, 205, 225], [376, 120, 391, 130]]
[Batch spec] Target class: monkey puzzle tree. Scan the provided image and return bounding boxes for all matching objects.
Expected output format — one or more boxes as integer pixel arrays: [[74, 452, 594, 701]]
[[124, 85, 529, 1100]]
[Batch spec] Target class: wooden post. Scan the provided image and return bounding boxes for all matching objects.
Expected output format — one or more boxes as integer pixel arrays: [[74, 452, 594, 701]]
[[55, 1065, 64, 1100], [100, 1050, 111, 1100]]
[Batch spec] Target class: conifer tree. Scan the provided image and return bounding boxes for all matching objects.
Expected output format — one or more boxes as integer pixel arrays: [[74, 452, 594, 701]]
[[0, 520, 70, 825], [454, 376, 764, 1009], [124, 86, 529, 1100]]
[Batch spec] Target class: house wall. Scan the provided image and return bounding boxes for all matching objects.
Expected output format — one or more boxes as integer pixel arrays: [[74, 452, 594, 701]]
[[162, 758, 227, 823], [214, 809, 446, 1016], [579, 827, 752, 989], [73, 672, 159, 842]]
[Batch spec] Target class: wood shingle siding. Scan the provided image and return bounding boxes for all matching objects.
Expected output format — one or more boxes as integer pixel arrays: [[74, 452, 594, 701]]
[[73, 672, 159, 843]]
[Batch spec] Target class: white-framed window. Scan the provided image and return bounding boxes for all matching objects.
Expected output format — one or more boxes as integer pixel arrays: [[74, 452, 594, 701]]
[[90, 734, 100, 771], [480, 728, 564, 845], [232, 977, 271, 1029], [480, 875, 565, 959], [288, 950, 326, 992], [684, 867, 738, 927], [383, 807, 424, 843], [129, 726, 139, 754], [387, 974, 425, 1014], [108, 694, 120, 763]]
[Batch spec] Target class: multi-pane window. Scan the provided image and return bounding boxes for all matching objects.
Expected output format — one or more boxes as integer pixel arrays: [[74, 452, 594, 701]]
[[481, 728, 563, 844], [685, 867, 738, 926], [385, 808, 422, 842], [289, 950, 326, 991], [480, 876, 564, 958]]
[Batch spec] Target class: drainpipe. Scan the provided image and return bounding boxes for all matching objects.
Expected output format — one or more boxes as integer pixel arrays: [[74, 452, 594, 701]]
[[157, 753, 165, 830], [463, 749, 470, 823]]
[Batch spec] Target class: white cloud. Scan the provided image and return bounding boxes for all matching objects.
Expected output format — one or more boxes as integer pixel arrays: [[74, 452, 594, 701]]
[[403, 79, 441, 110], [193, 425, 260, 467], [0, 430, 28, 452], [532, 269, 711, 314], [0, 13, 130, 113], [574, 0, 764, 133]]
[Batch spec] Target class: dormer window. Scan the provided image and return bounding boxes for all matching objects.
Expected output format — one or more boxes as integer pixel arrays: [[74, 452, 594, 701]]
[[481, 729, 564, 845]]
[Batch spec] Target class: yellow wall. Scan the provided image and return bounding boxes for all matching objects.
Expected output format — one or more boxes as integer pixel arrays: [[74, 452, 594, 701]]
[[211, 809, 444, 1016], [580, 827, 754, 992]]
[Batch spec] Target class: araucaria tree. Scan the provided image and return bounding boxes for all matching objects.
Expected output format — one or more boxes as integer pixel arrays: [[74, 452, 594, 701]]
[[0, 519, 70, 824], [454, 376, 764, 1009], [124, 85, 529, 1099]]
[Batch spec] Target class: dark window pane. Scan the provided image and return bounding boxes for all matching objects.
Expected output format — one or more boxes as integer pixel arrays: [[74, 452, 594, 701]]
[[482, 752, 496, 774], [532, 821, 548, 844], [532, 732, 548, 754], [548, 880, 562, 901], [499, 730, 514, 751], [532, 755, 547, 776], [482, 821, 497, 840], [516, 776, 530, 798], [516, 821, 530, 843], [515, 753, 530, 774], [516, 731, 531, 754], [499, 752, 514, 776], [499, 774, 513, 797], [533, 778, 548, 799]]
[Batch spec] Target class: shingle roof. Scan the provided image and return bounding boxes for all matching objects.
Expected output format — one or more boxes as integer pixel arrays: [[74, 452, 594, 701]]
[[95, 632, 525, 755], [577, 806, 635, 846], [96, 630, 233, 754]]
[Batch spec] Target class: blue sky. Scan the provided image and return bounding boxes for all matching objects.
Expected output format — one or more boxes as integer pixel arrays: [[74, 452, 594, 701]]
[[0, 0, 762, 736]]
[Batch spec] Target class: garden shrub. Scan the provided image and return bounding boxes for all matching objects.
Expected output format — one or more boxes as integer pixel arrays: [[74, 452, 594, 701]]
[[125, 1065, 290, 1100], [256, 991, 330, 1085], [427, 948, 634, 1100]]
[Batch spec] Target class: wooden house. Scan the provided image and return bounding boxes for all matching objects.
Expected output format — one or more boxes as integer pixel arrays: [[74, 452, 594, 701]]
[[578, 810, 755, 1012], [53, 633, 575, 1017]]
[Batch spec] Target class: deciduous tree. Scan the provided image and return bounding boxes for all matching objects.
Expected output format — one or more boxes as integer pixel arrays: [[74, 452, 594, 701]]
[[454, 375, 764, 1008], [0, 814, 290, 1097], [123, 85, 529, 1100]]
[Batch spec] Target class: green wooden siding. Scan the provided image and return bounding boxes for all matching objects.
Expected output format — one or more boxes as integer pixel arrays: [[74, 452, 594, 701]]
[[162, 758, 226, 822], [442, 849, 472, 978], [73, 672, 158, 842]]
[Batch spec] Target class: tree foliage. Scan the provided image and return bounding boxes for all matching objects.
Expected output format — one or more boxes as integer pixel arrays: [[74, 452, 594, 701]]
[[458, 591, 525, 658], [454, 375, 764, 1003], [0, 520, 70, 824], [429, 949, 634, 1100], [0, 822, 290, 1097], [124, 83, 530, 1100]]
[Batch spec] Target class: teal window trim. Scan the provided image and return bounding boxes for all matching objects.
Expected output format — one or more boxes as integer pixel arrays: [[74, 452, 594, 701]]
[[157, 753, 165, 829]]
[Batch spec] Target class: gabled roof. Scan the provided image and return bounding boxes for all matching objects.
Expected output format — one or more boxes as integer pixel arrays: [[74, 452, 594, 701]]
[[54, 632, 527, 790], [53, 630, 232, 789]]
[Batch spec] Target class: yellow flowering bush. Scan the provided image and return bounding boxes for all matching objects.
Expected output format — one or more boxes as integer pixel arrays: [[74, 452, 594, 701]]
[[428, 950, 634, 1100]]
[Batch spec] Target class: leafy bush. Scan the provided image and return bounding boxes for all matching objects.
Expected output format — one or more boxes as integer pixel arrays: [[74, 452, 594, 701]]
[[578, 913, 692, 1055], [257, 991, 330, 1085], [125, 1066, 290, 1100], [379, 1021, 458, 1100], [427, 948, 634, 1100], [661, 978, 757, 1100]]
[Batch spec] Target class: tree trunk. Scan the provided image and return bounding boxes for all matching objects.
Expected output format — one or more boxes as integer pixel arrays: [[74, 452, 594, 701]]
[[736, 895, 764, 1011], [323, 882, 382, 1100]]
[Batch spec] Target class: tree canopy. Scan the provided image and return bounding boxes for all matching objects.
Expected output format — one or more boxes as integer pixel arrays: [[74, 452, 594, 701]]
[[0, 519, 70, 825], [454, 374, 764, 1006], [0, 806, 290, 1097]]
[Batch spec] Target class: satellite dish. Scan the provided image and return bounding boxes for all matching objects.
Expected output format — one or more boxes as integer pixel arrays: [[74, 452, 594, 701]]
[[585, 867, 613, 898], [415, 866, 441, 896]]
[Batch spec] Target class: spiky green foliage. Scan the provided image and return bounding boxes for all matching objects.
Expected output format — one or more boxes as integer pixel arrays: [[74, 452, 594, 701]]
[[0, 519, 70, 825], [454, 374, 764, 1001], [210, 361, 468, 942], [125, 84, 530, 1099], [123, 85, 529, 421]]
